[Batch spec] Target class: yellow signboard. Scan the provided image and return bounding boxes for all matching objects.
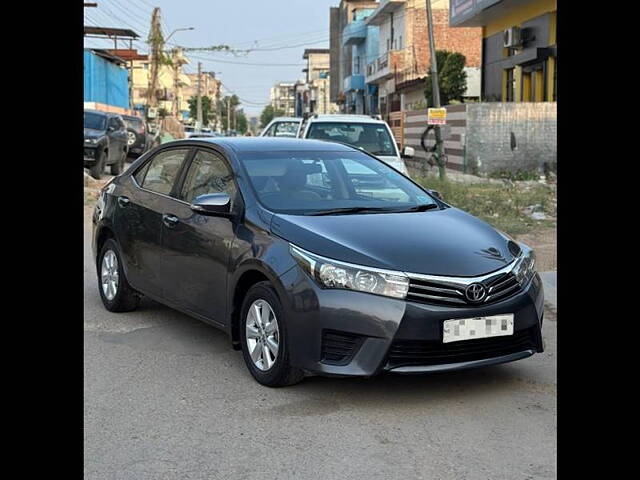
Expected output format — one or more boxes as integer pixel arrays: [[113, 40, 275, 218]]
[[427, 108, 447, 125]]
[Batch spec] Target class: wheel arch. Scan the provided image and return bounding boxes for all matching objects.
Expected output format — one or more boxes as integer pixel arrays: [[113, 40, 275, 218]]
[[228, 262, 287, 350]]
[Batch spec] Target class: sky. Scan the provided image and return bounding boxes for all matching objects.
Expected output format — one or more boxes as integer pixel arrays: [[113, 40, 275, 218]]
[[84, 0, 338, 117]]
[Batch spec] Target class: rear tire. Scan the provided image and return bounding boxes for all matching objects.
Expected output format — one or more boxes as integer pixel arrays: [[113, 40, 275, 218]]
[[240, 282, 304, 387], [98, 239, 140, 312], [89, 150, 106, 179]]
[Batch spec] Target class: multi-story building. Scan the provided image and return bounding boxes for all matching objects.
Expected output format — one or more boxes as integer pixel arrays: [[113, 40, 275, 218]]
[[269, 82, 296, 116], [296, 49, 339, 115], [129, 49, 193, 119], [330, 0, 380, 110], [364, 0, 482, 117], [341, 3, 381, 114], [449, 0, 557, 102]]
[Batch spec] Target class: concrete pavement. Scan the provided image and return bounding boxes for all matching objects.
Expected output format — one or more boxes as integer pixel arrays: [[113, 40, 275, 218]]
[[540, 271, 557, 309], [84, 208, 556, 480]]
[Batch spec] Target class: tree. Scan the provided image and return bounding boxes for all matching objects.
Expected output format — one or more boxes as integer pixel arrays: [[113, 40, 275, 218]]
[[424, 50, 467, 107], [188, 95, 213, 126], [218, 95, 240, 132], [260, 105, 284, 128], [236, 109, 248, 134]]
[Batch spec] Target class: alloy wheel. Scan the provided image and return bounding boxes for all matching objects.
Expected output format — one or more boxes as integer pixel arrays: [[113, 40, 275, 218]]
[[101, 250, 119, 301], [245, 299, 280, 371]]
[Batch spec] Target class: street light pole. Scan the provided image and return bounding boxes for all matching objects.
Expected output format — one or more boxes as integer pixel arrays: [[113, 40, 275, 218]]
[[425, 0, 446, 180]]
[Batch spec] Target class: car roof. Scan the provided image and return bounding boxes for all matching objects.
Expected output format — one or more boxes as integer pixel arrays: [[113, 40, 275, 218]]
[[270, 117, 302, 123], [84, 109, 121, 118], [306, 114, 385, 124], [164, 137, 356, 153]]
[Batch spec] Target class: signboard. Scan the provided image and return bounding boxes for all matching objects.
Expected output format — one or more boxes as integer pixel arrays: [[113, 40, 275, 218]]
[[427, 108, 447, 125]]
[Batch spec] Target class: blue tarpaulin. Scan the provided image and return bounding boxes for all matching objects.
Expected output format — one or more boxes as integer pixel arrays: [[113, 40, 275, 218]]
[[84, 50, 129, 109]]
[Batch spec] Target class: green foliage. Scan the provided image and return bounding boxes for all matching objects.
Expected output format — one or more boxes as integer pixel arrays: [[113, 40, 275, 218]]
[[187, 95, 213, 126], [236, 109, 248, 134], [218, 95, 240, 131], [415, 175, 556, 236], [260, 105, 284, 128], [488, 169, 541, 181], [424, 50, 468, 107]]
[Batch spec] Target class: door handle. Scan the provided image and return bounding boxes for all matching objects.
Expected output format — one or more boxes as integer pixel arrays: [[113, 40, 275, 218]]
[[117, 196, 130, 207], [162, 214, 179, 228]]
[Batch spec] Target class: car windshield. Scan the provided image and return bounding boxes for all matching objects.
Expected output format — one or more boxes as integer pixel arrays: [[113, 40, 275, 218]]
[[122, 117, 141, 129], [238, 150, 437, 215], [307, 122, 397, 157], [84, 112, 106, 130]]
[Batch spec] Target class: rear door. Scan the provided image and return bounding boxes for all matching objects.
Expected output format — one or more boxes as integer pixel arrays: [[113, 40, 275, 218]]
[[160, 147, 240, 323], [114, 147, 193, 297]]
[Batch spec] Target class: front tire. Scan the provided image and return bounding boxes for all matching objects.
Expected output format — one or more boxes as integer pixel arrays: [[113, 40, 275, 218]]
[[98, 239, 140, 312], [240, 282, 304, 387]]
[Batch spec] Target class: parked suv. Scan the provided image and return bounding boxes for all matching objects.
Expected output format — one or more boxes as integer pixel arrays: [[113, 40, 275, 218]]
[[84, 110, 129, 179], [299, 114, 413, 176], [121, 114, 152, 159], [93, 137, 544, 387]]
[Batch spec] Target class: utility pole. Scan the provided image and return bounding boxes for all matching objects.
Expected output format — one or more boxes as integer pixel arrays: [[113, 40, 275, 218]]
[[146, 8, 162, 115], [227, 96, 231, 133], [425, 0, 446, 180], [172, 48, 180, 118], [196, 62, 203, 131]]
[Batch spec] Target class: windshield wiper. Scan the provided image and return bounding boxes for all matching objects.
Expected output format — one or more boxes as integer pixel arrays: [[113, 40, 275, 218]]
[[396, 203, 439, 213], [306, 206, 400, 216]]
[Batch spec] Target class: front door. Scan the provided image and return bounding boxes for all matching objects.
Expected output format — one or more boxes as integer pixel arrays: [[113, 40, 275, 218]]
[[160, 147, 239, 324], [115, 147, 192, 296]]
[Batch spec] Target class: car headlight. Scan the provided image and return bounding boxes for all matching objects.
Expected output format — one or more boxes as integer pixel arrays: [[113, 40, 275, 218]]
[[290, 244, 409, 299], [85, 138, 97, 144], [512, 243, 536, 287]]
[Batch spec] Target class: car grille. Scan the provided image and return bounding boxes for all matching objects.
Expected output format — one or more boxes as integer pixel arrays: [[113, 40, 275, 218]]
[[320, 330, 363, 366], [84, 148, 95, 158], [406, 272, 521, 307], [386, 327, 538, 369]]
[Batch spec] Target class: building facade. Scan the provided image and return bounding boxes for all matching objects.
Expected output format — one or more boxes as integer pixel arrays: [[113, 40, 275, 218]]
[[365, 0, 482, 117], [129, 51, 192, 120], [297, 49, 339, 115], [269, 82, 296, 116], [450, 0, 557, 102]]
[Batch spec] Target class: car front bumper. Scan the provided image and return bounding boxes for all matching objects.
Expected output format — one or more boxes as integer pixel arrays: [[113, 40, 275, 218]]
[[277, 266, 544, 377], [84, 146, 98, 164]]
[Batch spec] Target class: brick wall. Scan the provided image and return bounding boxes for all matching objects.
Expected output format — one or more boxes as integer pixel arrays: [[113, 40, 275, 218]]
[[404, 1, 482, 76]]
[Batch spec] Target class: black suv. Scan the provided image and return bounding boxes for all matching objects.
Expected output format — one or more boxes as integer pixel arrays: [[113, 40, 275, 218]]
[[121, 114, 152, 159], [84, 110, 129, 179]]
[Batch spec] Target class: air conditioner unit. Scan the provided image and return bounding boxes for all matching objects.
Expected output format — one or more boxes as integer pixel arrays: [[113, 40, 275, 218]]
[[503, 27, 522, 48]]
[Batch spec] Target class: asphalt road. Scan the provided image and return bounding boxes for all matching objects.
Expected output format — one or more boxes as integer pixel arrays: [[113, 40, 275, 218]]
[[84, 208, 557, 480]]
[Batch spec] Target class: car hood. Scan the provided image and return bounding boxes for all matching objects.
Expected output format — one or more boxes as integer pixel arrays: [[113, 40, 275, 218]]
[[84, 128, 105, 139], [376, 155, 408, 175], [270, 207, 516, 277]]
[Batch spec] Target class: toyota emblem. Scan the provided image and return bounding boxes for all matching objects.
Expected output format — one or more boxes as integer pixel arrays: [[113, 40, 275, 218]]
[[465, 283, 487, 302]]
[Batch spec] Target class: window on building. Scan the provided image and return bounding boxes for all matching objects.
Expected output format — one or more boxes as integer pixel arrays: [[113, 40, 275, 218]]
[[553, 57, 557, 101], [399, 35, 402, 50], [505, 68, 515, 102]]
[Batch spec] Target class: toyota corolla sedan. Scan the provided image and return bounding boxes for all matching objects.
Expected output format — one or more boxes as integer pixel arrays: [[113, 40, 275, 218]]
[[93, 137, 544, 387]]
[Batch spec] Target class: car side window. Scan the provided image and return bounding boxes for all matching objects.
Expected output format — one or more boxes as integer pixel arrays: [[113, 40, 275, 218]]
[[107, 117, 118, 130], [139, 148, 189, 196], [179, 149, 237, 204], [263, 124, 276, 136]]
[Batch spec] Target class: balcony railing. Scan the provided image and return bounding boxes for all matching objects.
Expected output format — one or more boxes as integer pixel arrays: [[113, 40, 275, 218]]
[[365, 50, 405, 83]]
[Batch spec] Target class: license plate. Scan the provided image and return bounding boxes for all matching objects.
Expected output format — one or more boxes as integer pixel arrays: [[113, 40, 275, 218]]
[[443, 314, 514, 343]]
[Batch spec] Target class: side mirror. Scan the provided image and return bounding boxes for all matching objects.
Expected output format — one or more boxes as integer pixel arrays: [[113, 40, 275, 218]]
[[429, 189, 443, 200], [401, 146, 415, 158], [190, 193, 231, 216]]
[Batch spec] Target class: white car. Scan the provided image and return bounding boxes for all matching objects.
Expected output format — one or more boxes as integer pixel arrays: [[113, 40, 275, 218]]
[[298, 114, 413, 176], [260, 117, 302, 138]]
